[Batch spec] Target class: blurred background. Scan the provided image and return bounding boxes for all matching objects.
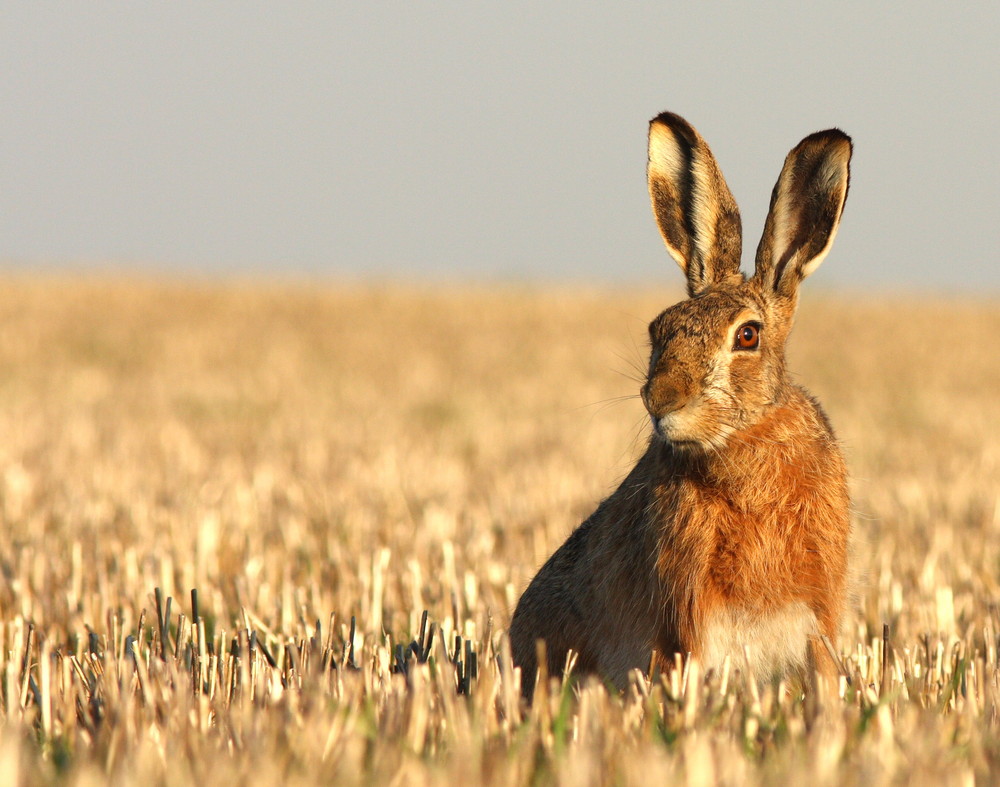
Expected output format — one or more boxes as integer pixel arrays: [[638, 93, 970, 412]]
[[1, 3, 997, 291]]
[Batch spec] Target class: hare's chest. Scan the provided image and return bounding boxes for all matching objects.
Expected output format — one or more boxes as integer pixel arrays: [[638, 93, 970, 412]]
[[701, 495, 818, 602], [698, 602, 816, 677]]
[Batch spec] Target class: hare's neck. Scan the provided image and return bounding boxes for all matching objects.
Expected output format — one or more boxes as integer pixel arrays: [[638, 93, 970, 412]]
[[658, 400, 827, 500]]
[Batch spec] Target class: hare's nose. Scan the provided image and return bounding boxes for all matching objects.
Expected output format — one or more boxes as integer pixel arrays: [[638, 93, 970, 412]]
[[641, 379, 686, 418]]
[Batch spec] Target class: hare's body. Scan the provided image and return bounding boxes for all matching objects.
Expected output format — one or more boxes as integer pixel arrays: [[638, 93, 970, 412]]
[[510, 113, 854, 698], [510, 384, 849, 689]]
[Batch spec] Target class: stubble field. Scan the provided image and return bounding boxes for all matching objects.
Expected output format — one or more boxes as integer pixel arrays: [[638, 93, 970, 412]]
[[0, 275, 997, 785]]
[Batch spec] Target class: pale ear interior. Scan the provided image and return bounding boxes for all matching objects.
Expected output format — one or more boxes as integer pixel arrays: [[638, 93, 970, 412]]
[[755, 131, 852, 296], [647, 121, 694, 275]]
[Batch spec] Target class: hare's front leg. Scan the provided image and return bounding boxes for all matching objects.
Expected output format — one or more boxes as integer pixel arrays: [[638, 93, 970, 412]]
[[806, 635, 841, 713]]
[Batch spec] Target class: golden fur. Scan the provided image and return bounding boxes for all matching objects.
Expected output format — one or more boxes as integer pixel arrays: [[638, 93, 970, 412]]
[[509, 112, 853, 699]]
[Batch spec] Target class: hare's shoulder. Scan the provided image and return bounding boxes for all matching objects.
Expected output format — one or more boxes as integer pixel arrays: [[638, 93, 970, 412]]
[[786, 384, 841, 443]]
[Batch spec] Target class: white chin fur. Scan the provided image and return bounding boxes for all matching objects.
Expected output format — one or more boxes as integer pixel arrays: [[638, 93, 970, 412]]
[[653, 408, 731, 449]]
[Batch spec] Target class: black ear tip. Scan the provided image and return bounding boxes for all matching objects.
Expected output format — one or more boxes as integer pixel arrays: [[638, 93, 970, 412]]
[[801, 128, 853, 150], [650, 110, 684, 126], [649, 111, 698, 143]]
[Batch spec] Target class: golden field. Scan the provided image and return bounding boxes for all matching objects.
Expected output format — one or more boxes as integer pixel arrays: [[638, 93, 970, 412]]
[[0, 275, 997, 785]]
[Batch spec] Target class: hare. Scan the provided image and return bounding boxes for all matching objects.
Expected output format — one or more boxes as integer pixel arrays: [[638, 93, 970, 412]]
[[509, 111, 853, 700]]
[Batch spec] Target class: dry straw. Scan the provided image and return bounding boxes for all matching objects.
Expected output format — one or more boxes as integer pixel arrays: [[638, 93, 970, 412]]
[[0, 277, 997, 785]]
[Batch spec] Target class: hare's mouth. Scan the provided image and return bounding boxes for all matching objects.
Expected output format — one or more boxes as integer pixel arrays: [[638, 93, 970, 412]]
[[652, 409, 699, 442], [651, 416, 703, 449], [651, 410, 732, 452]]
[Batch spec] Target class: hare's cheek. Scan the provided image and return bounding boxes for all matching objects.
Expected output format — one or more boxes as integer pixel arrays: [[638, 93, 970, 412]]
[[699, 360, 745, 420], [727, 355, 773, 411]]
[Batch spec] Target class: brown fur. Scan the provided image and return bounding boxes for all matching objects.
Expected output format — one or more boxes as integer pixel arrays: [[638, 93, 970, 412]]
[[509, 112, 853, 699]]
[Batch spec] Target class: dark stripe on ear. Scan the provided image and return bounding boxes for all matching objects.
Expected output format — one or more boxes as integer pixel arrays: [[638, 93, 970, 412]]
[[771, 246, 796, 292], [675, 139, 702, 289]]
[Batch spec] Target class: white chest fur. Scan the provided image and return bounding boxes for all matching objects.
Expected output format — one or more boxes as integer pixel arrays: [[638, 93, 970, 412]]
[[699, 601, 817, 678]]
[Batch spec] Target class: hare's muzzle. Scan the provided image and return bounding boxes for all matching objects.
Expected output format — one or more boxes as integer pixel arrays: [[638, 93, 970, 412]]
[[641, 378, 688, 421], [642, 380, 690, 440]]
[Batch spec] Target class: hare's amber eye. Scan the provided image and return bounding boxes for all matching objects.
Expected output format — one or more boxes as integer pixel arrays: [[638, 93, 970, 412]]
[[734, 322, 760, 350]]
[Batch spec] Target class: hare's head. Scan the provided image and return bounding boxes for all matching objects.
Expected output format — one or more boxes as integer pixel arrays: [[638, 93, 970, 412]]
[[640, 113, 852, 450]]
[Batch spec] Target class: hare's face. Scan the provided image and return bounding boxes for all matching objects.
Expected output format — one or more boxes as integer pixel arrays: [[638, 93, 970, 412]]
[[641, 282, 787, 450], [641, 112, 850, 451]]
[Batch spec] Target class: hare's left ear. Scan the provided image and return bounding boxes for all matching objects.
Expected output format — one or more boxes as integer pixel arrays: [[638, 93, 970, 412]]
[[753, 130, 852, 299]]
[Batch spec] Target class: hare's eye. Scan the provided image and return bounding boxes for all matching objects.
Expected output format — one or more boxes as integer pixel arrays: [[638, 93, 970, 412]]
[[734, 322, 760, 350]]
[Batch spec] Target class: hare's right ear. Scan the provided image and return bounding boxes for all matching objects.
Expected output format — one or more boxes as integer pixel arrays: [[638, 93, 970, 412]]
[[647, 113, 743, 297], [753, 130, 852, 299]]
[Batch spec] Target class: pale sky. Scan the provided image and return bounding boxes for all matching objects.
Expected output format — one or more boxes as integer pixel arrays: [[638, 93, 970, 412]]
[[1, 3, 997, 290]]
